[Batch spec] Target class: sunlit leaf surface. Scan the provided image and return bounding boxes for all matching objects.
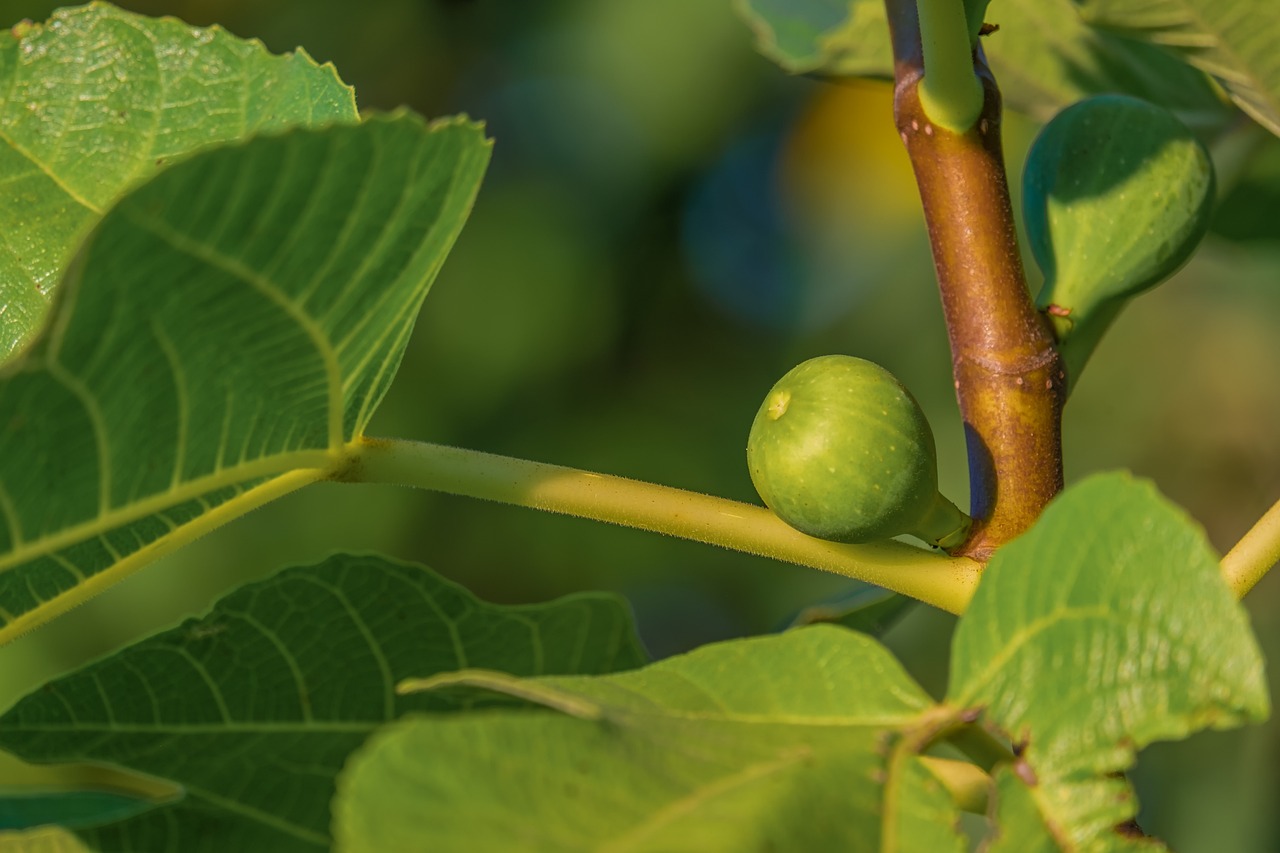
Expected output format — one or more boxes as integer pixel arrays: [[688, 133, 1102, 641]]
[[335, 627, 962, 852], [949, 473, 1269, 846], [334, 475, 1268, 851], [0, 3, 357, 363]]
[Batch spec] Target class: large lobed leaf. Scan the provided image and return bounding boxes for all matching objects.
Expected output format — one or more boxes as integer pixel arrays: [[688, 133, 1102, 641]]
[[735, 0, 1230, 128], [331, 474, 1266, 851], [335, 626, 958, 852], [0, 555, 647, 851], [0, 109, 490, 644], [948, 474, 1269, 846], [1079, 0, 1280, 137], [0, 2, 358, 364]]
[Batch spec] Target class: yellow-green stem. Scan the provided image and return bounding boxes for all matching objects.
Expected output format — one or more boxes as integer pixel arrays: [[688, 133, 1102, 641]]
[[916, 0, 984, 133], [1222, 497, 1280, 598], [353, 437, 981, 614], [0, 467, 326, 649]]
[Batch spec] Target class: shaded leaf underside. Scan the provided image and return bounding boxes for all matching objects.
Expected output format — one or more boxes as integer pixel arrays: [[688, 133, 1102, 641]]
[[1080, 0, 1280, 137], [0, 113, 491, 642]]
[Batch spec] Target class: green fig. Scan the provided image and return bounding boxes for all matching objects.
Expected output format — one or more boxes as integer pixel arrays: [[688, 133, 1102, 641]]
[[1022, 95, 1214, 387], [747, 355, 970, 548]]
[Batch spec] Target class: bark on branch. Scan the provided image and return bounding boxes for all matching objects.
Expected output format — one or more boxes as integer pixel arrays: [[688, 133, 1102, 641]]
[[884, 0, 1065, 559]]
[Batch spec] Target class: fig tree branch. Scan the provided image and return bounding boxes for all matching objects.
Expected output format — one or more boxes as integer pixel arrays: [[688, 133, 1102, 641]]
[[885, 0, 1065, 560]]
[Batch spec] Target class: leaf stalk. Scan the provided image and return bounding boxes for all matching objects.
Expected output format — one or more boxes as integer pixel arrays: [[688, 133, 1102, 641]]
[[915, 0, 984, 132], [1222, 497, 1280, 598], [353, 437, 981, 614]]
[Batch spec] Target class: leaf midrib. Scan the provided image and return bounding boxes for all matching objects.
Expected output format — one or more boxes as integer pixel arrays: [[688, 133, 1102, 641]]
[[0, 125, 103, 216], [0, 448, 335, 572], [598, 746, 816, 853], [948, 605, 1114, 709], [119, 203, 345, 449]]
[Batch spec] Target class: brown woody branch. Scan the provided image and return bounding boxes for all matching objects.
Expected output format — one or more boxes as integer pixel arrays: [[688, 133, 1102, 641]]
[[884, 0, 1064, 560]]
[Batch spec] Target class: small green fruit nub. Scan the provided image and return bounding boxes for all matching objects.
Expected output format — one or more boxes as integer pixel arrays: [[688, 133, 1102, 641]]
[[746, 355, 971, 548], [1023, 95, 1214, 389]]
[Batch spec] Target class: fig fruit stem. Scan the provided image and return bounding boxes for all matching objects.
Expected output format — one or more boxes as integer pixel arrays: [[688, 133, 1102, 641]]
[[885, 0, 1065, 560], [1222, 496, 1280, 598], [353, 437, 981, 614], [915, 492, 972, 550]]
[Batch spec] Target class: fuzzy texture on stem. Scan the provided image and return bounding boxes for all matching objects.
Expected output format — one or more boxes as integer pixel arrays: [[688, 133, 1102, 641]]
[[885, 0, 1065, 560], [353, 438, 981, 614]]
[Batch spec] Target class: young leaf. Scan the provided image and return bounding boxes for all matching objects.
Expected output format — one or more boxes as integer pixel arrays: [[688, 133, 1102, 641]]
[[948, 473, 1269, 847], [0, 114, 490, 645], [333, 626, 966, 852], [1079, 0, 1280, 137], [0, 3, 358, 364], [0, 554, 645, 851]]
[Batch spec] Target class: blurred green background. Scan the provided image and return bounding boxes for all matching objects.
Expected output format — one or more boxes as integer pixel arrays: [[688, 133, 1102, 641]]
[[1, 1, 1278, 849]]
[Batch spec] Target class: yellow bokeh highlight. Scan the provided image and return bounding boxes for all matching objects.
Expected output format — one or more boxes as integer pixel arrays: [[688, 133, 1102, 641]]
[[780, 80, 923, 231]]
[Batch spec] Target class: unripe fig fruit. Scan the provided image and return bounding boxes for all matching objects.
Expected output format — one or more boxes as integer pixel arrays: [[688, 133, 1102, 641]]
[[747, 355, 970, 548], [1023, 95, 1214, 386]]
